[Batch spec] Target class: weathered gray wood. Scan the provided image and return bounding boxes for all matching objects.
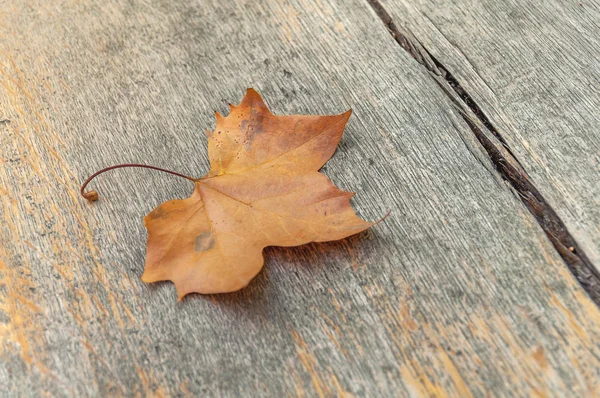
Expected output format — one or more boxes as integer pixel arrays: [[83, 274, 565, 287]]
[[1, 0, 600, 396], [381, 0, 600, 268]]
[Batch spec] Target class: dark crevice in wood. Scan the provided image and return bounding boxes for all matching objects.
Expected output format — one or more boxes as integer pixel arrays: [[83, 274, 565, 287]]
[[461, 118, 600, 304], [431, 64, 526, 171], [366, 0, 600, 305]]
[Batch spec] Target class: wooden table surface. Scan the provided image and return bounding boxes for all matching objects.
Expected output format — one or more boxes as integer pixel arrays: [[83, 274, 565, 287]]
[[1, 0, 599, 396]]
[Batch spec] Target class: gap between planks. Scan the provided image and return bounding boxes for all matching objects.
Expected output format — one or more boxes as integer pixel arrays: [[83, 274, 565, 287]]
[[366, 0, 600, 306]]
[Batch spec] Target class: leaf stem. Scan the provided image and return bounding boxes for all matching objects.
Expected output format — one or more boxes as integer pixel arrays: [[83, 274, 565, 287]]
[[80, 163, 197, 201]]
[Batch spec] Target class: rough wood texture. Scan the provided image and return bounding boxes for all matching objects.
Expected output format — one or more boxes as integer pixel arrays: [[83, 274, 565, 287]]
[[381, 0, 600, 268], [1, 0, 600, 396]]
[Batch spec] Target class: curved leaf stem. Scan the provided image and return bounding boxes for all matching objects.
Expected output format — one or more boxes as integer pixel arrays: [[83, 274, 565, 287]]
[[80, 163, 197, 201]]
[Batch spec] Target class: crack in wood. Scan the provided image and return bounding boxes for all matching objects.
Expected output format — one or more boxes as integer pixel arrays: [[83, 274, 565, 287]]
[[366, 0, 600, 305]]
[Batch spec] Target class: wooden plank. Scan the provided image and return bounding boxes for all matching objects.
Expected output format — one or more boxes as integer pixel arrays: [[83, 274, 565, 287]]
[[1, 0, 599, 396], [380, 0, 600, 268]]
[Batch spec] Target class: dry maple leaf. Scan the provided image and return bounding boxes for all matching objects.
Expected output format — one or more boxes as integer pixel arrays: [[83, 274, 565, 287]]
[[82, 89, 375, 299]]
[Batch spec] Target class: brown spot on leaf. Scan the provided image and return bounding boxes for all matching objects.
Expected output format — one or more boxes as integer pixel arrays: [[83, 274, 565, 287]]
[[241, 107, 266, 149], [194, 231, 215, 253], [148, 207, 167, 220]]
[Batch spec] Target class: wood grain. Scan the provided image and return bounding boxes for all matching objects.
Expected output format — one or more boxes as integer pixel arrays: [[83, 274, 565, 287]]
[[381, 0, 600, 268], [1, 0, 600, 396]]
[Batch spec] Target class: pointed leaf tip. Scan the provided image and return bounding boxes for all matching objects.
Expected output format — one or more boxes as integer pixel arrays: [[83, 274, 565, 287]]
[[240, 88, 268, 110], [339, 109, 352, 123]]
